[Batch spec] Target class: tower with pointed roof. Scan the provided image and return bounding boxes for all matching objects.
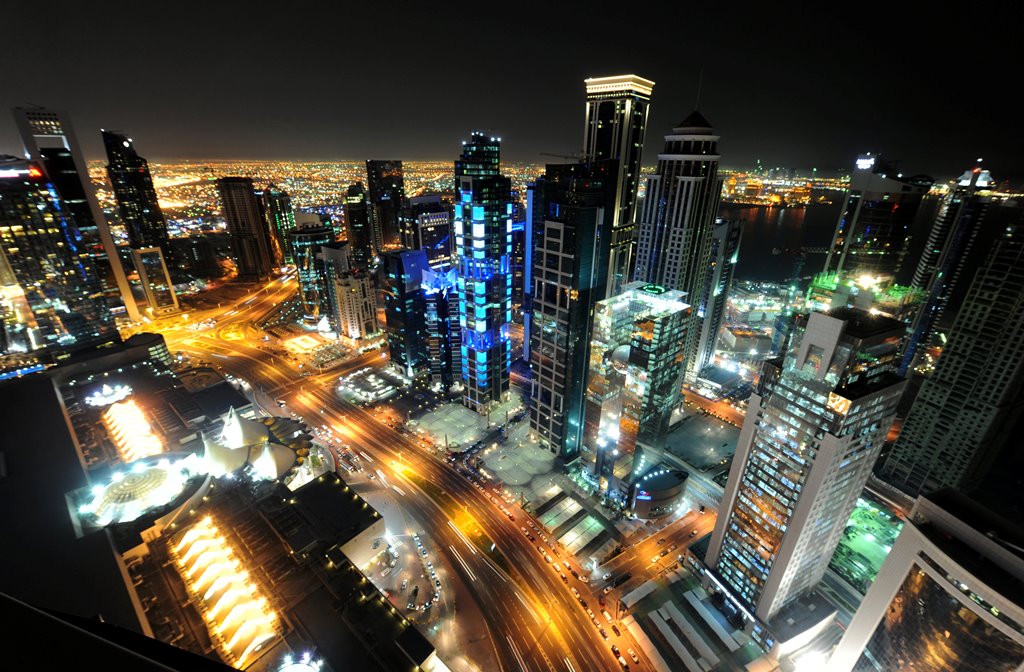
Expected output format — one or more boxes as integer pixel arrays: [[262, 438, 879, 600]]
[[634, 110, 724, 382]]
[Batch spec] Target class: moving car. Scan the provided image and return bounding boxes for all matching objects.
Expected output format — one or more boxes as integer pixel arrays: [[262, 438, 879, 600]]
[[628, 649, 640, 664]]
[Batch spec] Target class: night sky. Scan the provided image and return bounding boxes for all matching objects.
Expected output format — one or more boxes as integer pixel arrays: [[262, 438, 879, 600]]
[[1, 3, 1019, 180]]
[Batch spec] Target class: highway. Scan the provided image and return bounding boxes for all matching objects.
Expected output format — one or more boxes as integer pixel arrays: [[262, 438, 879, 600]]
[[158, 276, 656, 672]]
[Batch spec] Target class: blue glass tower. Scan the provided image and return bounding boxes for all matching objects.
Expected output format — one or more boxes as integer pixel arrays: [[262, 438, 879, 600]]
[[455, 132, 512, 414]]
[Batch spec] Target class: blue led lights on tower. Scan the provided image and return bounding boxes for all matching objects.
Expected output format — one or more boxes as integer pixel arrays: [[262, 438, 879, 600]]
[[454, 132, 512, 414]]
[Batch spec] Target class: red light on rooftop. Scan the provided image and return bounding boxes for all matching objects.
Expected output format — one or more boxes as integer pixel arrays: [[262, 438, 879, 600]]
[[27, 166, 43, 178]]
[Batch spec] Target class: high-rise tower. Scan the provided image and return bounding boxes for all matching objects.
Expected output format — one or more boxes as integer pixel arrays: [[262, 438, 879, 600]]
[[289, 223, 333, 324], [706, 308, 906, 624], [879, 221, 1024, 497], [634, 111, 724, 382], [899, 165, 995, 374], [400, 195, 454, 271], [216, 177, 273, 281], [823, 155, 933, 280], [583, 75, 654, 294], [366, 160, 405, 252], [383, 249, 431, 381], [454, 132, 512, 414], [258, 185, 295, 265], [528, 160, 618, 460], [343, 183, 373, 272], [695, 218, 743, 374], [13, 107, 139, 320]]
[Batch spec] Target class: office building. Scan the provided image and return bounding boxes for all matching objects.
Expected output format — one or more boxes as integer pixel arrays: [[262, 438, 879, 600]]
[[706, 308, 906, 626], [400, 194, 454, 270], [528, 160, 618, 460], [343, 182, 374, 271], [258, 184, 295, 264], [366, 160, 405, 252], [522, 176, 545, 363], [823, 155, 933, 280], [879, 222, 1024, 497], [320, 243, 377, 339], [13, 107, 139, 320], [130, 247, 179, 316], [633, 110, 724, 382], [583, 283, 690, 493], [900, 165, 996, 374], [170, 235, 222, 278], [423, 267, 459, 390], [695, 218, 743, 374], [829, 490, 1024, 672], [583, 75, 654, 294], [289, 224, 333, 324], [383, 249, 430, 380], [511, 221, 526, 311], [454, 132, 512, 414], [215, 177, 273, 281], [0, 157, 119, 367]]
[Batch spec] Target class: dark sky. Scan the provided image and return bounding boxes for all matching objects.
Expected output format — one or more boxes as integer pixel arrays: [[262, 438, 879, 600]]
[[1, 2, 1020, 181]]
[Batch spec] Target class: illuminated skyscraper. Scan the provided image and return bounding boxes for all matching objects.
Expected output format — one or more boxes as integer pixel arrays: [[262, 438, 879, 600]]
[[829, 490, 1024, 672], [823, 155, 932, 280], [423, 266, 459, 390], [899, 165, 995, 374], [706, 308, 906, 626], [258, 184, 295, 264], [13, 107, 139, 320], [583, 283, 690, 492], [633, 111, 723, 382], [528, 160, 618, 460], [383, 249, 430, 380], [583, 75, 654, 294], [0, 156, 119, 367], [216, 177, 273, 281], [879, 222, 1024, 497], [343, 182, 373, 271], [454, 132, 512, 414], [320, 243, 376, 339], [289, 223, 333, 324], [695, 218, 743, 374], [366, 160, 405, 252], [400, 194, 454, 270]]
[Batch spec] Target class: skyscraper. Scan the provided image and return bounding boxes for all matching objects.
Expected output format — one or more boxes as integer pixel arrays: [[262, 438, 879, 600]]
[[879, 222, 1024, 497], [423, 267, 459, 391], [383, 249, 430, 380], [102, 131, 179, 315], [259, 185, 296, 265], [706, 308, 906, 625], [899, 165, 996, 374], [216, 177, 274, 281], [1, 156, 119, 366], [289, 223, 333, 324], [528, 160, 618, 460], [823, 155, 933, 280], [695, 218, 743, 375], [320, 243, 376, 339], [454, 132, 512, 414], [366, 160, 405, 252], [633, 111, 724, 382], [583, 283, 690, 493], [400, 194, 454, 270], [343, 182, 373, 272], [13, 107, 139, 320], [583, 75, 654, 294], [829, 490, 1024, 672]]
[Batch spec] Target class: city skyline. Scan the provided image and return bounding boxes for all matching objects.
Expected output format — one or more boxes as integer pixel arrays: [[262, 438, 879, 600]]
[[0, 5, 1020, 180]]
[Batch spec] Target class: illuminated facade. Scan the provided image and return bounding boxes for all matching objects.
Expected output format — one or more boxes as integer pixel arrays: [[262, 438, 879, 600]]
[[633, 110, 723, 382], [900, 165, 996, 374], [695, 217, 742, 375], [0, 157, 118, 366], [583, 283, 690, 490], [342, 182, 373, 271], [454, 132, 512, 414], [423, 267, 459, 390], [258, 185, 296, 264], [366, 160, 405, 251], [170, 516, 281, 668], [102, 398, 164, 462], [528, 160, 618, 460], [706, 308, 906, 624], [320, 243, 376, 339], [823, 154, 932, 280], [583, 75, 653, 295], [383, 249, 430, 380], [288, 224, 333, 323], [400, 194, 454, 270], [829, 491, 1024, 672], [12, 107, 139, 320], [879, 223, 1024, 497], [217, 177, 274, 281], [131, 247, 179, 316]]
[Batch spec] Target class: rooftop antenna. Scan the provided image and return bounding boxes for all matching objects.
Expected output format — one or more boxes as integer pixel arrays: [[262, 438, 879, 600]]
[[695, 67, 704, 109]]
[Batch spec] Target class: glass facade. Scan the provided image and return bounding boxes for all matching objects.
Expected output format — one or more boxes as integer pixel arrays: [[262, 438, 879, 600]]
[[259, 185, 296, 265], [216, 177, 274, 281], [384, 250, 430, 379], [366, 160, 405, 252], [288, 226, 333, 323], [455, 133, 512, 414], [343, 182, 373, 271]]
